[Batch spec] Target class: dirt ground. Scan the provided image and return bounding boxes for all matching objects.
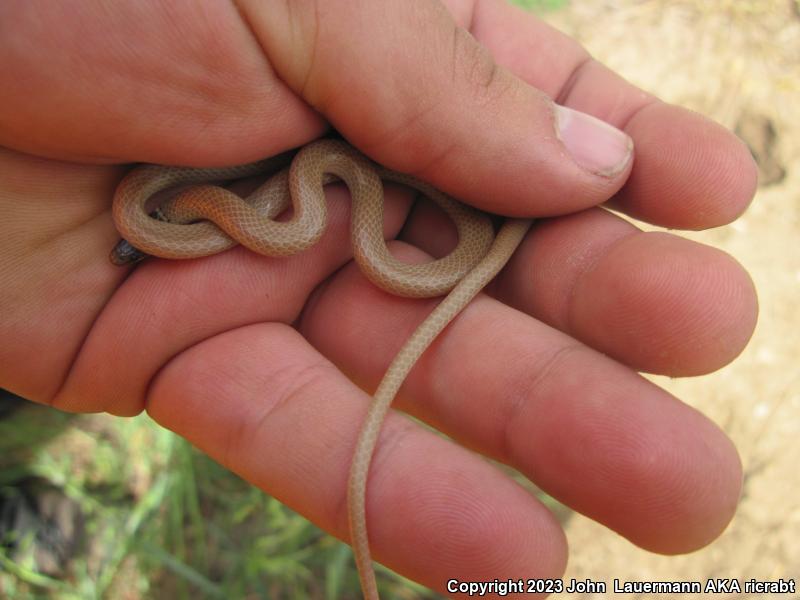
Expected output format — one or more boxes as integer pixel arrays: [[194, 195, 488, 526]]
[[541, 1, 799, 595]]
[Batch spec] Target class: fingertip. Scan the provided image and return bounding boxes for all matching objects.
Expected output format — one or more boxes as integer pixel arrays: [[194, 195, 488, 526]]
[[625, 410, 743, 555], [617, 103, 758, 229], [571, 231, 758, 376], [527, 363, 743, 555]]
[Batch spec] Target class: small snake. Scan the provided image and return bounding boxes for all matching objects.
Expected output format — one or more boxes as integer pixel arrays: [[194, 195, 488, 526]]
[[110, 138, 533, 599]]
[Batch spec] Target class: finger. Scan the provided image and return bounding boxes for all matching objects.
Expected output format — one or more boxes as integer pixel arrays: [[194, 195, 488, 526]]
[[51, 183, 413, 414], [0, 148, 128, 403], [0, 1, 324, 163], [403, 202, 758, 376], [300, 243, 743, 554], [458, 0, 757, 228], [146, 323, 568, 596], [240, 0, 634, 216], [498, 211, 758, 375]]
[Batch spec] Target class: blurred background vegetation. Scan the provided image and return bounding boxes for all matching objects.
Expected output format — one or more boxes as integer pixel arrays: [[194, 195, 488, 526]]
[[1, 391, 446, 599], [2, 0, 797, 598]]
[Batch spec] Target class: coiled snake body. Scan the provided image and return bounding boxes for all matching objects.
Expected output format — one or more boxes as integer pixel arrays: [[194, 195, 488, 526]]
[[111, 139, 533, 599]]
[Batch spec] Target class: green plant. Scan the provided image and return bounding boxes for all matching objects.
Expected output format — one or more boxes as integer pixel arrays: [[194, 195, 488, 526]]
[[0, 408, 435, 599], [510, 0, 568, 12]]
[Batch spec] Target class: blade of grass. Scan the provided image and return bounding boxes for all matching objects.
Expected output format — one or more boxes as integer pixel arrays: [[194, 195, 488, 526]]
[[0, 548, 70, 591], [141, 542, 225, 599], [95, 473, 169, 595]]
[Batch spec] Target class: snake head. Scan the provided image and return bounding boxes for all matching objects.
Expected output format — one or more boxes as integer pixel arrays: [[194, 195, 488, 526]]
[[109, 238, 149, 266]]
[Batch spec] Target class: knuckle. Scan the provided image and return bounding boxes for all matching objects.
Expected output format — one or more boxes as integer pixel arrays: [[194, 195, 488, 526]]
[[499, 343, 585, 462], [450, 25, 506, 102], [222, 356, 338, 467]]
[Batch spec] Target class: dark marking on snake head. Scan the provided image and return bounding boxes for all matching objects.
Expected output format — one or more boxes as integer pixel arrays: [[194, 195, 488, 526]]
[[109, 239, 149, 266]]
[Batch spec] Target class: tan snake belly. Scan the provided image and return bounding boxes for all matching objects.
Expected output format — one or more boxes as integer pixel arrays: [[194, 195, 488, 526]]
[[110, 138, 533, 599]]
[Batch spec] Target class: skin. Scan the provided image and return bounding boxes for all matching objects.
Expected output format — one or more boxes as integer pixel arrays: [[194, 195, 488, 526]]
[[0, 0, 758, 597]]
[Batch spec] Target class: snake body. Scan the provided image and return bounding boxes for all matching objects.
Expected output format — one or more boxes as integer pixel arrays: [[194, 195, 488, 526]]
[[111, 139, 532, 599]]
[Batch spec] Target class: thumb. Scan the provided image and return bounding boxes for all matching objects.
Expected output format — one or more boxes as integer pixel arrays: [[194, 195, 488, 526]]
[[240, 0, 633, 216]]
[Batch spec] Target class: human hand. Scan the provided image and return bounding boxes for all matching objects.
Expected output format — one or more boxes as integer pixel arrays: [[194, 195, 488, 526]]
[[0, 0, 757, 596]]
